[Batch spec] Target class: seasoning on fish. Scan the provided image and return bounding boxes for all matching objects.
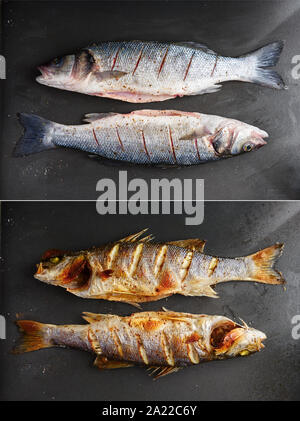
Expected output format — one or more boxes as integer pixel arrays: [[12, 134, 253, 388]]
[[35, 40, 286, 103], [34, 229, 285, 306], [14, 110, 268, 164], [13, 310, 266, 378]]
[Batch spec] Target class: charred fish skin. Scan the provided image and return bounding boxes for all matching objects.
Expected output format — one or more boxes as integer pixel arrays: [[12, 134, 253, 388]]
[[14, 110, 268, 163], [34, 230, 285, 304], [36, 40, 286, 102], [13, 310, 266, 378]]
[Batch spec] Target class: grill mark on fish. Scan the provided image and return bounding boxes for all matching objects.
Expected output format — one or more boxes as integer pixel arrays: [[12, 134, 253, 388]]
[[168, 126, 177, 163], [180, 250, 194, 281], [92, 128, 99, 146], [107, 244, 120, 269], [111, 327, 124, 358], [194, 138, 201, 161], [210, 55, 219, 77], [136, 335, 149, 364], [116, 128, 124, 151], [157, 48, 169, 78], [160, 332, 175, 366], [154, 245, 168, 278], [183, 52, 195, 81], [132, 46, 144, 75], [208, 257, 219, 276], [88, 328, 102, 354], [187, 343, 200, 364], [111, 46, 121, 71], [141, 130, 150, 159], [129, 243, 144, 276]]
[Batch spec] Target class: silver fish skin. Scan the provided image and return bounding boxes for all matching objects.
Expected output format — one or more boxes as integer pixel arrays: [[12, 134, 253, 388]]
[[36, 40, 286, 103], [14, 310, 266, 378], [15, 110, 268, 164]]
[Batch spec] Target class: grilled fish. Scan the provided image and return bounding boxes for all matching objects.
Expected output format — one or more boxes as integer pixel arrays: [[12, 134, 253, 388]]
[[14, 310, 266, 378], [14, 110, 268, 163], [34, 229, 285, 306], [36, 40, 286, 103]]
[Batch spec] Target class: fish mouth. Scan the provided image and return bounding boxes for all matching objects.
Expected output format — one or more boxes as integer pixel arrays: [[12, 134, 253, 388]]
[[210, 320, 266, 355]]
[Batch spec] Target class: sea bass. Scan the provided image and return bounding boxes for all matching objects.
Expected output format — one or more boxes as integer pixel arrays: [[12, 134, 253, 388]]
[[14, 310, 266, 378], [14, 110, 268, 164], [34, 229, 285, 306], [36, 40, 286, 103]]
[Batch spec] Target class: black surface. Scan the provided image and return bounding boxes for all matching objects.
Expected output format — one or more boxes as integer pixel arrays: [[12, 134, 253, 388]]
[[1, 0, 300, 200], [1, 201, 299, 401]]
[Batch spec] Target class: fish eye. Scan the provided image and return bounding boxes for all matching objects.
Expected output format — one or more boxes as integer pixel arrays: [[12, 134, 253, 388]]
[[243, 142, 254, 152], [52, 57, 64, 67], [49, 256, 60, 264]]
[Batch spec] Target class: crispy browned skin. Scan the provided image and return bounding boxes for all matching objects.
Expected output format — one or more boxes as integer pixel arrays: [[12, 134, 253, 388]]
[[34, 229, 284, 305], [14, 310, 266, 378]]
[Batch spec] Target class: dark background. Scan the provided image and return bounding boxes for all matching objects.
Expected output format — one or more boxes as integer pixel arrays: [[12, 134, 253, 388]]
[[1, 0, 300, 200], [0, 201, 299, 401]]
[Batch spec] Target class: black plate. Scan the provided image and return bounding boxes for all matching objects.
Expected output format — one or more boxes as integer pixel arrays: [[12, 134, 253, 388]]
[[1, 0, 300, 200], [1, 201, 299, 400]]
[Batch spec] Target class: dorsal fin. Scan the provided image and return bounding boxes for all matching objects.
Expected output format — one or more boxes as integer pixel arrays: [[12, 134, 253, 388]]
[[175, 41, 216, 55], [82, 312, 114, 323], [118, 228, 154, 243], [166, 239, 206, 252], [83, 112, 118, 123]]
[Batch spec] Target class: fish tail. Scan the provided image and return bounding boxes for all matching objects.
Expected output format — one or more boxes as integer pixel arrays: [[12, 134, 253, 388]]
[[243, 41, 286, 89], [14, 113, 57, 156], [13, 320, 54, 353], [246, 243, 285, 284]]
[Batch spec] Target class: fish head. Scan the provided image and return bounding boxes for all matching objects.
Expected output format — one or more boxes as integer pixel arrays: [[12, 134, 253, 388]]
[[36, 49, 98, 91], [210, 318, 266, 358], [211, 122, 268, 157], [34, 249, 91, 290], [36, 54, 77, 89]]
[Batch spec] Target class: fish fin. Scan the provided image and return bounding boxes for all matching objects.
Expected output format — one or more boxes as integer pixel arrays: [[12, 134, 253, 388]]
[[242, 41, 286, 89], [124, 301, 142, 309], [182, 283, 219, 298], [82, 312, 114, 323], [118, 228, 151, 243], [246, 243, 285, 284], [83, 113, 118, 123], [93, 70, 127, 81], [166, 239, 206, 252], [14, 113, 57, 157], [13, 320, 54, 353], [175, 41, 216, 55], [148, 366, 181, 380], [94, 355, 133, 370], [193, 84, 222, 95]]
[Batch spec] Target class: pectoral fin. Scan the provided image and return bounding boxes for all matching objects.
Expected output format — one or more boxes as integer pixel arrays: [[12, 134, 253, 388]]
[[166, 239, 206, 252], [94, 355, 133, 370], [94, 70, 127, 81]]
